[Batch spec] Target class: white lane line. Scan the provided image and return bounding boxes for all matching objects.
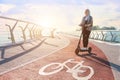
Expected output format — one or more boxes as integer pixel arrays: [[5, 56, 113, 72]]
[[0, 36, 70, 75]]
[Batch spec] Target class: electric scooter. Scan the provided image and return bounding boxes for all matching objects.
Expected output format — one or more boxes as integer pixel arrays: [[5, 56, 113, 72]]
[[75, 31, 94, 57]]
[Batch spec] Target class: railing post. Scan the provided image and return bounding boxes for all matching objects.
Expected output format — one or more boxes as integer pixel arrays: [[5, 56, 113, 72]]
[[28, 24, 35, 39], [90, 31, 94, 39], [5, 21, 18, 43], [32, 26, 37, 39], [37, 27, 42, 39], [19, 23, 29, 42], [95, 31, 99, 40], [110, 31, 113, 42], [51, 28, 56, 38], [92, 31, 96, 39], [101, 31, 104, 41], [39, 28, 42, 38], [112, 32, 118, 42], [36, 27, 41, 39]]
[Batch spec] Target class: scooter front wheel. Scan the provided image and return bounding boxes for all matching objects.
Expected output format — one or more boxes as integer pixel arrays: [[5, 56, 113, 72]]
[[88, 47, 92, 53]]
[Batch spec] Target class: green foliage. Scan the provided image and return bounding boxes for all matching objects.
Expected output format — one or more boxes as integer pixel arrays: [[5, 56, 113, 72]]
[[101, 26, 116, 30], [92, 26, 116, 30], [92, 25, 100, 30]]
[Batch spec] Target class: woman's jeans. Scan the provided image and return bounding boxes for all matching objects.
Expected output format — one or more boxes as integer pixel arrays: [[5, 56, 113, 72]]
[[82, 29, 91, 47]]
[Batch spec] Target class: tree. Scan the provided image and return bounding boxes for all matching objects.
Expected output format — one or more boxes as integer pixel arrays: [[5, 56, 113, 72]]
[[101, 26, 116, 30], [109, 26, 116, 30], [92, 25, 100, 30]]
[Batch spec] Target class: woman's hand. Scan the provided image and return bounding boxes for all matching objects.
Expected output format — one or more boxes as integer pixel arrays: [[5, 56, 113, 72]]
[[85, 24, 91, 27], [87, 27, 92, 31]]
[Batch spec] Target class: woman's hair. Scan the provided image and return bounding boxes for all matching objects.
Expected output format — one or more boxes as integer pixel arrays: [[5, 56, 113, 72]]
[[85, 9, 90, 15]]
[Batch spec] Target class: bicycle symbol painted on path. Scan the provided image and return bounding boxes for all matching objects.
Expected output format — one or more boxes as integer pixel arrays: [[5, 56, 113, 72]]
[[39, 59, 94, 80]]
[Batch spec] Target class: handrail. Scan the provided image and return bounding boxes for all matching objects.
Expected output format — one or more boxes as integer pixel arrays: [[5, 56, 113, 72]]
[[28, 24, 35, 39], [0, 16, 35, 25], [0, 16, 42, 42], [0, 16, 42, 58], [19, 23, 29, 42], [90, 30, 120, 43], [5, 23, 17, 43]]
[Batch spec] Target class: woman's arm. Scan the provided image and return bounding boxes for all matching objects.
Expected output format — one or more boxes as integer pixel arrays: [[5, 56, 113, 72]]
[[79, 17, 85, 27]]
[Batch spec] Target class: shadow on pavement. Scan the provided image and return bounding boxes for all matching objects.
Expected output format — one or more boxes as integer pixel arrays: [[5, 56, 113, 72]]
[[44, 42, 58, 47], [77, 53, 120, 72], [0, 39, 46, 65]]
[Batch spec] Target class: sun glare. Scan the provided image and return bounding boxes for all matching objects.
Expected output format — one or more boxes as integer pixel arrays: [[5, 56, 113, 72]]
[[40, 16, 55, 28], [38, 16, 56, 36]]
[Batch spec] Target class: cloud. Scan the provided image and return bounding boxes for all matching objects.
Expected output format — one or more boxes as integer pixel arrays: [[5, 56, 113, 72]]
[[75, 2, 120, 28], [1, 0, 120, 30], [0, 4, 15, 14], [20, 4, 75, 30]]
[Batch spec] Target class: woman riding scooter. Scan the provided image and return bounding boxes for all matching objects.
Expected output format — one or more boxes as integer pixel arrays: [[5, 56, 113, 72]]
[[79, 9, 93, 49]]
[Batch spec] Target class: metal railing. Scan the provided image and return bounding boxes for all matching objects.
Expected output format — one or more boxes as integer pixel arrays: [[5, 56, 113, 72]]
[[61, 29, 120, 43], [90, 30, 120, 43], [0, 16, 42, 43], [0, 16, 42, 58]]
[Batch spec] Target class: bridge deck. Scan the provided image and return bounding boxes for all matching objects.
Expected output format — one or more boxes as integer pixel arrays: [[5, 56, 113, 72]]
[[0, 34, 115, 80]]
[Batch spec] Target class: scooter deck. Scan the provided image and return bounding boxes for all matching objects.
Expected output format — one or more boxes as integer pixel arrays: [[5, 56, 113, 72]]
[[76, 52, 97, 57], [75, 47, 96, 57], [75, 46, 92, 53]]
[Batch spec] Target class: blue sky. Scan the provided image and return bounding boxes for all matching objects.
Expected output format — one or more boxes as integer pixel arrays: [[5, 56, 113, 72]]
[[0, 0, 119, 5], [0, 0, 120, 30]]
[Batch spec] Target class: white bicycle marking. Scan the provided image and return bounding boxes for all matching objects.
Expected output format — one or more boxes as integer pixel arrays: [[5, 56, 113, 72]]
[[39, 59, 94, 80], [39, 63, 63, 75]]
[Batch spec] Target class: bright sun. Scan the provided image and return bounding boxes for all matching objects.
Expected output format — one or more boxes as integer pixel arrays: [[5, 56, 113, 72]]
[[38, 16, 56, 36], [40, 16, 56, 28]]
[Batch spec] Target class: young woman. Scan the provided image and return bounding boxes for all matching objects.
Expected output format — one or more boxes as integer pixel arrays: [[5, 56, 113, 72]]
[[79, 9, 93, 48]]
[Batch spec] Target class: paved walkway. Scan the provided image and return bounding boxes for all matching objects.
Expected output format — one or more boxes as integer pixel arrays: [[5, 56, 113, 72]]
[[90, 40, 120, 80], [0, 35, 70, 75], [0, 34, 115, 80]]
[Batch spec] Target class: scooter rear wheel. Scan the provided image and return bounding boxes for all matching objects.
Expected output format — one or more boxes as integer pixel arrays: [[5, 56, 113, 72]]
[[75, 47, 80, 55]]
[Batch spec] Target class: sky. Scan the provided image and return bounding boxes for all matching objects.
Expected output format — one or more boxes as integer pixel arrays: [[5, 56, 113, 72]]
[[0, 0, 120, 31]]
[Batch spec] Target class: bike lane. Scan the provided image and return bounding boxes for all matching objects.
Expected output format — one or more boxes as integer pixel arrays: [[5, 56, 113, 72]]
[[0, 35, 114, 80]]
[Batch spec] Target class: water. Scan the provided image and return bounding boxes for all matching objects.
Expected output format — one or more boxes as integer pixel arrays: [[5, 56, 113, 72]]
[[65, 30, 120, 43], [0, 17, 120, 46], [0, 17, 32, 46], [0, 27, 120, 46], [0, 24, 30, 46]]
